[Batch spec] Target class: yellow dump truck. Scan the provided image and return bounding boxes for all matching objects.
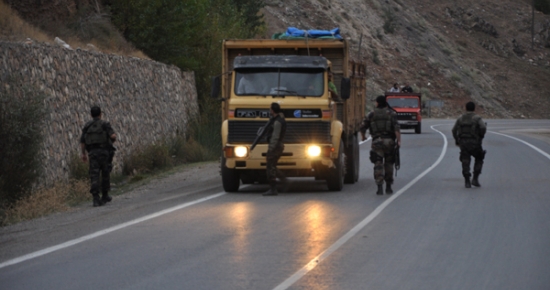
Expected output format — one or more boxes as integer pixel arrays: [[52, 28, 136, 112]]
[[211, 38, 366, 192]]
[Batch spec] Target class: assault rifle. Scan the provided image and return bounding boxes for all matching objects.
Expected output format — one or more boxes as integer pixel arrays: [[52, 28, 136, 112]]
[[250, 118, 275, 151], [387, 101, 400, 176], [108, 144, 116, 173], [394, 144, 400, 176]]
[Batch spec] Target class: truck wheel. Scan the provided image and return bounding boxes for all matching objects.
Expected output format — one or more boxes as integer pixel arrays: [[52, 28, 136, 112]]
[[344, 134, 359, 184], [327, 141, 345, 191], [221, 157, 240, 192], [415, 122, 422, 134]]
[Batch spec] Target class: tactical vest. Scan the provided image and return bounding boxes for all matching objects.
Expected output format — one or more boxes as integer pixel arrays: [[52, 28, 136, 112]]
[[458, 114, 479, 140], [85, 119, 109, 147], [266, 115, 286, 145], [370, 108, 393, 137]]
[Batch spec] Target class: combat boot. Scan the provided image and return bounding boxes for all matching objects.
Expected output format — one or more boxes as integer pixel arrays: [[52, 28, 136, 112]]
[[464, 177, 471, 188], [385, 183, 393, 194], [101, 192, 112, 203], [263, 185, 278, 196], [93, 195, 104, 207], [376, 184, 384, 195], [472, 174, 481, 187]]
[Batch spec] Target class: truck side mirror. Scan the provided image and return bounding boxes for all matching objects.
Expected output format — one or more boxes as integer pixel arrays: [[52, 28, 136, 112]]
[[340, 77, 351, 100], [211, 76, 221, 99]]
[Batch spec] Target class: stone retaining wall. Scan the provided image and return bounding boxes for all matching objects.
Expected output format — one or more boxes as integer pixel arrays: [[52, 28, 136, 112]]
[[0, 41, 198, 185]]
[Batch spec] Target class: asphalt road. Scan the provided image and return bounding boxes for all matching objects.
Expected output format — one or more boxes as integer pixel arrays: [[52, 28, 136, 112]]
[[1, 119, 549, 290]]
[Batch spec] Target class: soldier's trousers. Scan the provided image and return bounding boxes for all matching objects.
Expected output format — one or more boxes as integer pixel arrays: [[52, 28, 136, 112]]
[[459, 140, 484, 178], [88, 149, 111, 196], [266, 146, 285, 187], [371, 137, 396, 185]]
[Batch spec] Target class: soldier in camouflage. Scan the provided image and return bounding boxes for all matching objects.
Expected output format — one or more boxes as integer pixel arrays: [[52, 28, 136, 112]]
[[263, 102, 288, 196], [452, 101, 486, 188], [361, 95, 401, 195], [80, 106, 117, 207]]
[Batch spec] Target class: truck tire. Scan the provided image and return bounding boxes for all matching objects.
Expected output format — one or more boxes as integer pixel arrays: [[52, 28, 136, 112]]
[[327, 141, 345, 191], [344, 134, 359, 184], [415, 122, 422, 134], [221, 157, 240, 192]]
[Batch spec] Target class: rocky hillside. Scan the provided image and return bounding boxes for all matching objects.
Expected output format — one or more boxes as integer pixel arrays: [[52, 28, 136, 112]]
[[264, 0, 550, 118], [5, 0, 550, 118]]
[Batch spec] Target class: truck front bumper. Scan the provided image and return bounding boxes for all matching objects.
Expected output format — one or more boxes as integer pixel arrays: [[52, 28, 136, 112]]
[[398, 120, 419, 127], [224, 144, 336, 170]]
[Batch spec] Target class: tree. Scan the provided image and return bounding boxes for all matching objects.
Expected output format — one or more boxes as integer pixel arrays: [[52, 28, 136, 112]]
[[535, 0, 550, 14], [108, 0, 264, 97], [230, 0, 265, 37]]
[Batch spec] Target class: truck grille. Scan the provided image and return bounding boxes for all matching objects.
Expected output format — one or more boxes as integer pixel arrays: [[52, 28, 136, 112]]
[[228, 120, 331, 144], [397, 112, 416, 121]]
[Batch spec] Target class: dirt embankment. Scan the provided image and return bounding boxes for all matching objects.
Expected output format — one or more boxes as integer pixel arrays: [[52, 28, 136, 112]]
[[5, 0, 550, 118], [263, 0, 550, 119]]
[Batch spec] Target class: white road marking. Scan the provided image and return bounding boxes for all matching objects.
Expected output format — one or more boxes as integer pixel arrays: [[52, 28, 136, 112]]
[[273, 125, 448, 290], [0, 192, 227, 269], [489, 131, 550, 161]]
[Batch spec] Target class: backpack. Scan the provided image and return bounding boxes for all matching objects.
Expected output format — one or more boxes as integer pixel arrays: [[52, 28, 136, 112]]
[[458, 114, 479, 140], [370, 108, 393, 137], [85, 120, 109, 147]]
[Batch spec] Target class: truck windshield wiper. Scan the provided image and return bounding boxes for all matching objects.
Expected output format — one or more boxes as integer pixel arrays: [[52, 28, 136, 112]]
[[272, 89, 298, 95]]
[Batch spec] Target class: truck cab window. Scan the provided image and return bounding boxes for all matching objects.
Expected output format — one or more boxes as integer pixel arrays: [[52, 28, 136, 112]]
[[387, 98, 419, 108], [235, 69, 324, 97]]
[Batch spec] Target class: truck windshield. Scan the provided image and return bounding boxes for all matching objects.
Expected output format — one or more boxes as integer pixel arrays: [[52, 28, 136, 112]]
[[387, 98, 419, 108], [234, 69, 324, 97]]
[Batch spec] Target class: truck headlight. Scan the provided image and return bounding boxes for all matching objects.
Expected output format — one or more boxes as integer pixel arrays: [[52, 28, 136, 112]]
[[307, 145, 322, 157], [234, 146, 248, 158]]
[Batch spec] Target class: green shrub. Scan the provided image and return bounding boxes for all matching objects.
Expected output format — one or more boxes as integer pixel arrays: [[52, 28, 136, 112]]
[[68, 152, 89, 180], [375, 28, 384, 40], [382, 8, 397, 34], [0, 76, 47, 205], [451, 73, 462, 83], [372, 49, 381, 65], [535, 0, 550, 14], [420, 87, 433, 99], [121, 118, 219, 178], [122, 142, 171, 175]]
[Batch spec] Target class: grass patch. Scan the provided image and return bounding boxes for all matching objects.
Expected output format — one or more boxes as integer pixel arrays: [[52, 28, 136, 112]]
[[1, 1, 147, 58], [0, 2, 50, 42], [1, 179, 89, 226]]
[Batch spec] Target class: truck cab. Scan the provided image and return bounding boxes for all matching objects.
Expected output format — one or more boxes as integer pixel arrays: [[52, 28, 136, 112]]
[[385, 92, 422, 134], [211, 39, 366, 192]]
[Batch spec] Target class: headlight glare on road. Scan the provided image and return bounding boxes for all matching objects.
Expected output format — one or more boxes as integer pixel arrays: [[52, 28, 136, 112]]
[[307, 145, 322, 157], [234, 146, 248, 158]]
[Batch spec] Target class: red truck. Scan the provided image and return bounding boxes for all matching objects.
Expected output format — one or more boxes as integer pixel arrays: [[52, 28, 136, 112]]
[[385, 92, 422, 134]]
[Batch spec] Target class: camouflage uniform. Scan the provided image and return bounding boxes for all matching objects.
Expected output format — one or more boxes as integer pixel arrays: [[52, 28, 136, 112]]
[[452, 112, 486, 181], [80, 117, 115, 200], [361, 107, 400, 186], [266, 113, 287, 188]]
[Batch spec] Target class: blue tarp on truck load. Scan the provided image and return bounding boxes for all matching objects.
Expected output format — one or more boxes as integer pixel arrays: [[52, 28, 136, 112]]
[[272, 27, 342, 39]]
